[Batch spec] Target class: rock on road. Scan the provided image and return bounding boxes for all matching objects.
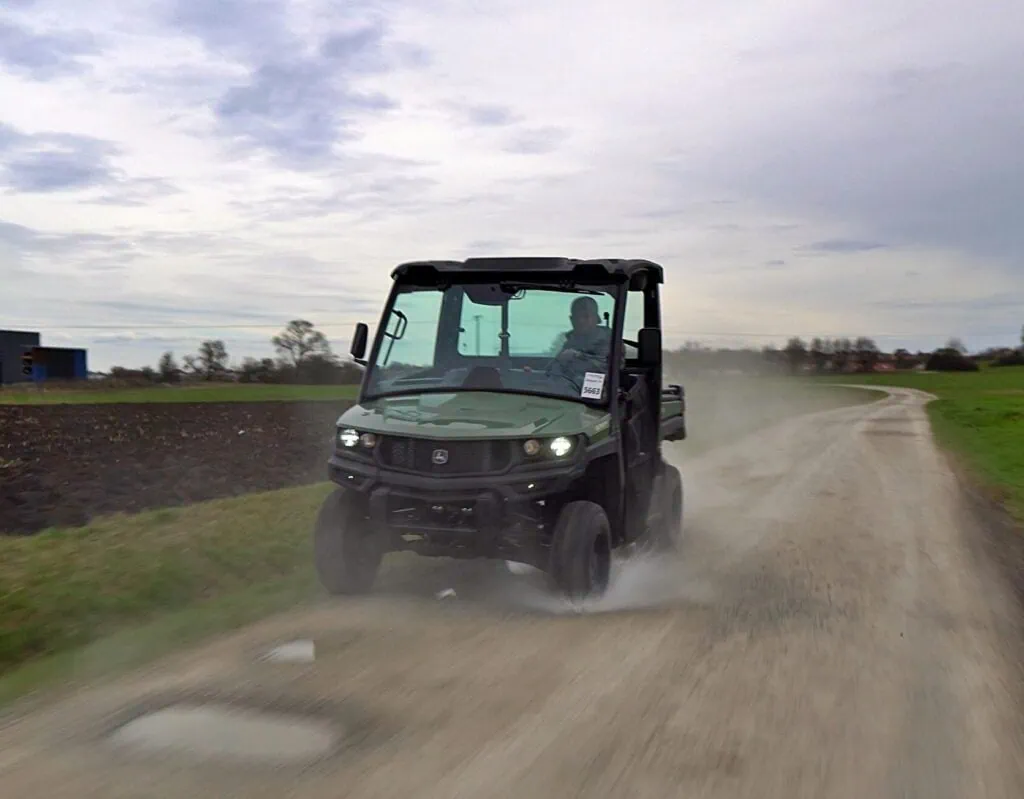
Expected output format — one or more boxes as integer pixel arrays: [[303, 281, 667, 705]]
[[2, 387, 1022, 798]]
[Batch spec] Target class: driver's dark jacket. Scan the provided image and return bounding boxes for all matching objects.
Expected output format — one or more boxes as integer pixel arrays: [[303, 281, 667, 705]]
[[551, 325, 612, 389]]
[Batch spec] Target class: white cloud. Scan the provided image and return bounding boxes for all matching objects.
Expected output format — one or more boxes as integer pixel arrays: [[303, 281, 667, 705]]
[[0, 0, 1021, 369]]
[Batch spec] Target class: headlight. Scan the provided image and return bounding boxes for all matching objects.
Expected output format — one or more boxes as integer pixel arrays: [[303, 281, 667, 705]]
[[338, 429, 378, 449], [549, 436, 574, 457], [522, 435, 579, 459]]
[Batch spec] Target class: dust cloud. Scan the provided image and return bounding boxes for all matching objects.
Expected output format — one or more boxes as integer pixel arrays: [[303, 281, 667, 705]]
[[413, 372, 880, 616]]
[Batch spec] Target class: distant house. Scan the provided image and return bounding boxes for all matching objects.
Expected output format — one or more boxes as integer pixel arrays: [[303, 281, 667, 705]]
[[873, 353, 896, 372]]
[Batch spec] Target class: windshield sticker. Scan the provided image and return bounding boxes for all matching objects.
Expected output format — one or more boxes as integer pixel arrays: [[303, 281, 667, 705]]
[[581, 372, 605, 400]]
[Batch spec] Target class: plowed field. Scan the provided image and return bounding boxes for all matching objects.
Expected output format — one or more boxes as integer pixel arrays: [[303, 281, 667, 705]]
[[0, 402, 350, 534]]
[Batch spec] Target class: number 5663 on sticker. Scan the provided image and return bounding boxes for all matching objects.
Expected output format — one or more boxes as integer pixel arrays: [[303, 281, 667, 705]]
[[581, 372, 605, 400]]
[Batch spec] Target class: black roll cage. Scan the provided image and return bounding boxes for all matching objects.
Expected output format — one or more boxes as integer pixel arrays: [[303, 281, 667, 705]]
[[354, 258, 664, 455]]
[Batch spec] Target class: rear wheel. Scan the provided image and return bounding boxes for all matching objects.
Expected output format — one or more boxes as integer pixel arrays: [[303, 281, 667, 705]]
[[652, 463, 684, 552], [549, 500, 612, 600], [313, 489, 383, 595]]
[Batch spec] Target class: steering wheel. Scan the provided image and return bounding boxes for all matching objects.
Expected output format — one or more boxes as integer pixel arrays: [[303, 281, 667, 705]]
[[540, 348, 580, 375], [518, 352, 575, 389]]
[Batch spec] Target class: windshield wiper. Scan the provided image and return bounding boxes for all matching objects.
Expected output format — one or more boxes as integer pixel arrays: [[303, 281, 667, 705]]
[[498, 282, 603, 296]]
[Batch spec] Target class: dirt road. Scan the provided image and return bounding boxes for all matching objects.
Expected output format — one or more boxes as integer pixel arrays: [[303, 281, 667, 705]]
[[2, 387, 1023, 797]]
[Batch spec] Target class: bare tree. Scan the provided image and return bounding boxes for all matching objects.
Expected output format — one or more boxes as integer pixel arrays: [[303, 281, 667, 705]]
[[809, 337, 828, 373], [946, 337, 967, 355], [272, 320, 332, 367], [181, 354, 199, 377], [157, 351, 180, 383], [832, 338, 853, 372], [197, 339, 229, 380], [853, 336, 880, 372], [783, 337, 808, 374]]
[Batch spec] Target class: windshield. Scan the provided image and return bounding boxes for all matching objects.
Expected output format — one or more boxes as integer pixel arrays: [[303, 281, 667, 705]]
[[364, 281, 619, 404]]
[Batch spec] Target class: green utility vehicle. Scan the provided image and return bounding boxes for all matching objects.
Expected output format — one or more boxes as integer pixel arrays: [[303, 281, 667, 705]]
[[314, 257, 686, 600]]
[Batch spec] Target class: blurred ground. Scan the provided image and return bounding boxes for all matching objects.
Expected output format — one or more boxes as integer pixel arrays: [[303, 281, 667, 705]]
[[1, 387, 1022, 798]]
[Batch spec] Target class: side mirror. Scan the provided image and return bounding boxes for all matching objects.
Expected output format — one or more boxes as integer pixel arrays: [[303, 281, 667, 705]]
[[351, 323, 368, 362], [637, 327, 661, 368]]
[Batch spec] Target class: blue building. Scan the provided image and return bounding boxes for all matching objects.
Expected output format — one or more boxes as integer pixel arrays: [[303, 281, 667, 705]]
[[0, 329, 88, 385]]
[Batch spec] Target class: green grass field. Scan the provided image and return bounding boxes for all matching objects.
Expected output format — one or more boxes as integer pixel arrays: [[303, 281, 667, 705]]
[[0, 483, 333, 681], [830, 366, 1024, 521], [0, 382, 360, 405]]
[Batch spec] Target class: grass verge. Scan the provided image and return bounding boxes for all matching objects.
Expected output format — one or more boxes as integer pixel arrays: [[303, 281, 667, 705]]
[[0, 571, 320, 711], [829, 366, 1024, 521], [0, 383, 359, 405], [0, 483, 335, 687]]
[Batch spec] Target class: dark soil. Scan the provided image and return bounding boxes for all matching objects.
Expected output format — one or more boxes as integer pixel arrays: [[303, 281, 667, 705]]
[[0, 401, 352, 535]]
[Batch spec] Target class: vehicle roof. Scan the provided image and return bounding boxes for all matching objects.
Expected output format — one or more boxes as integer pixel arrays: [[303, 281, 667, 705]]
[[391, 256, 664, 283]]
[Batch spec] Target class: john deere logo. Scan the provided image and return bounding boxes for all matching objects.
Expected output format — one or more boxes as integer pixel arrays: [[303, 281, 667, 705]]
[[431, 448, 449, 465]]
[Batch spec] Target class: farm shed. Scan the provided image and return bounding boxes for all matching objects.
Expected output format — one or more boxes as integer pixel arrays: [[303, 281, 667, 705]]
[[0, 329, 40, 385], [0, 330, 89, 384]]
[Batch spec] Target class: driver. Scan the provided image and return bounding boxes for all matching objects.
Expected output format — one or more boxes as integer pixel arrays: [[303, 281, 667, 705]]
[[549, 296, 612, 389]]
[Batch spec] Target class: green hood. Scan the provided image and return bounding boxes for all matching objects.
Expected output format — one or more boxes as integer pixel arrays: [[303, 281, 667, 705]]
[[337, 391, 610, 440]]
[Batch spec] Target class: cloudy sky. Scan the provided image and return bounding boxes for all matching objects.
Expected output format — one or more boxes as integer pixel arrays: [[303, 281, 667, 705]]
[[1, 0, 1022, 370]]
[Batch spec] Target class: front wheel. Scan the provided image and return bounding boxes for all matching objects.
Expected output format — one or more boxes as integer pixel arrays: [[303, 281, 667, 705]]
[[549, 500, 612, 600], [313, 489, 383, 595]]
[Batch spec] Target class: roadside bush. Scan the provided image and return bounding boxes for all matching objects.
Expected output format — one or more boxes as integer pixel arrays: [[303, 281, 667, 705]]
[[926, 349, 980, 372], [993, 352, 1024, 368]]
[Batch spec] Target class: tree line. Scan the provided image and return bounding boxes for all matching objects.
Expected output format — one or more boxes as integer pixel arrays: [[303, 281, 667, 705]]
[[106, 320, 1024, 384], [108, 320, 363, 386], [666, 329, 1024, 376]]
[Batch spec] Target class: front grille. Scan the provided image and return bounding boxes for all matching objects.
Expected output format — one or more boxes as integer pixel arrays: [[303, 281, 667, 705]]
[[388, 495, 478, 532], [378, 437, 513, 475]]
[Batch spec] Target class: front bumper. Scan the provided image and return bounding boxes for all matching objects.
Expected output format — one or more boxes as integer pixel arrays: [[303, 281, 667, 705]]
[[327, 453, 585, 563]]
